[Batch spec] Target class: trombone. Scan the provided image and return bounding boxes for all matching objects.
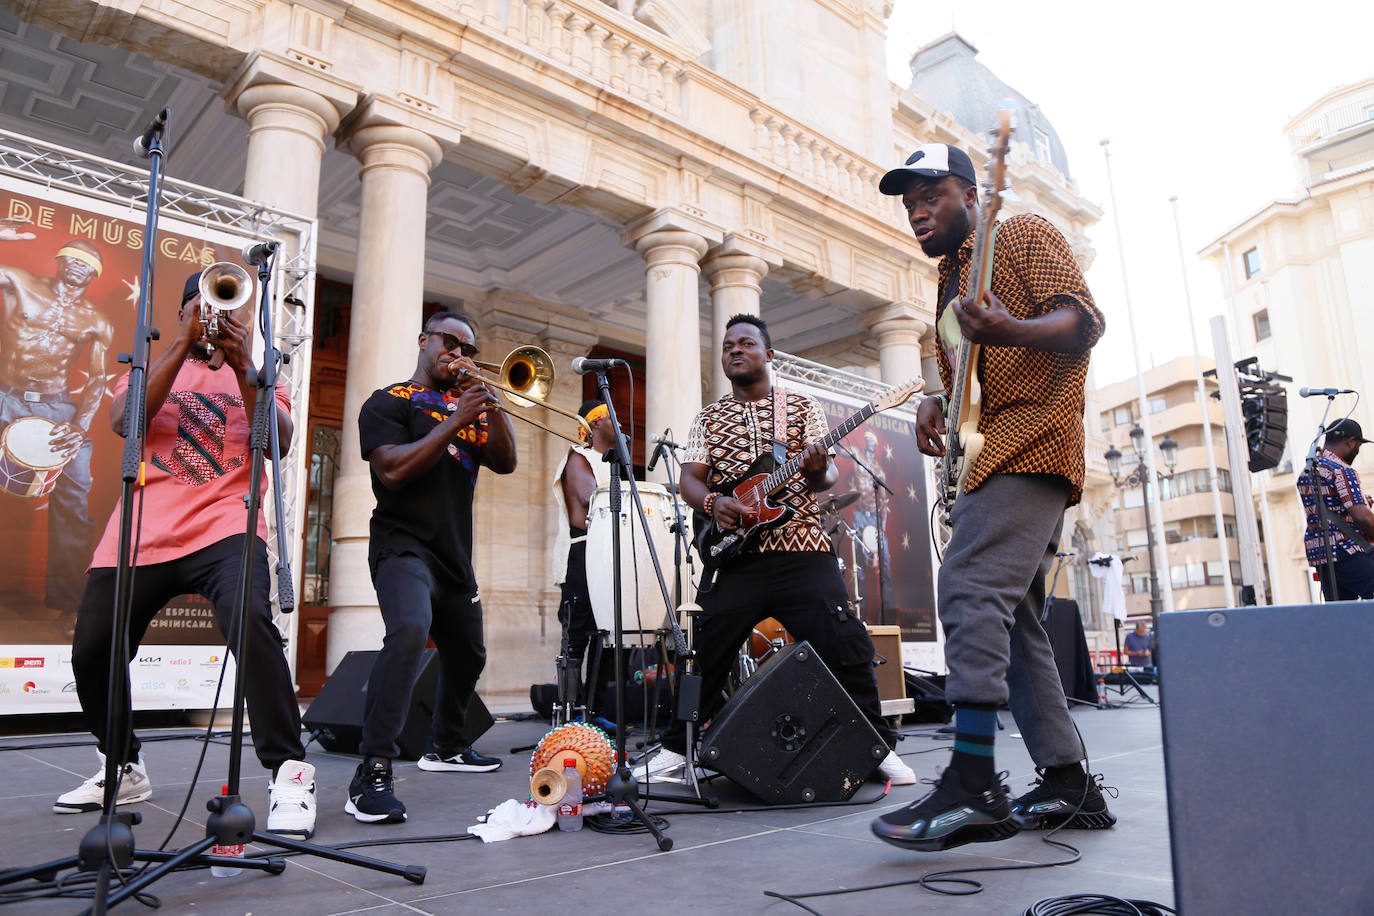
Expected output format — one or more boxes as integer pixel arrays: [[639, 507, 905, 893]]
[[456, 345, 592, 445]]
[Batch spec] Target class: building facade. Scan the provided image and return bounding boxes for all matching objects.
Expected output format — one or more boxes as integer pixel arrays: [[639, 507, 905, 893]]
[[1202, 76, 1374, 606], [1096, 358, 1244, 618], [0, 3, 1101, 700]]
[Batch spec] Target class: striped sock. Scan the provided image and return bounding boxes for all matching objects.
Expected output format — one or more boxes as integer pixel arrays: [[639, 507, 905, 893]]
[[949, 705, 997, 789]]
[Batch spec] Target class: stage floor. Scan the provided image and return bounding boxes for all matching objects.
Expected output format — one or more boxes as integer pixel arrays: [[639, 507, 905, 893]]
[[1, 702, 1171, 915]]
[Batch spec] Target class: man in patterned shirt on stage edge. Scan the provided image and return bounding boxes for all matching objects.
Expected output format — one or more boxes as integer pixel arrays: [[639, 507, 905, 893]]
[[1297, 417, 1374, 599], [633, 314, 914, 787]]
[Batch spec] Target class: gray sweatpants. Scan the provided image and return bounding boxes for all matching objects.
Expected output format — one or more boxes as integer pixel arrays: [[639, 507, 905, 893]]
[[940, 473, 1084, 767]]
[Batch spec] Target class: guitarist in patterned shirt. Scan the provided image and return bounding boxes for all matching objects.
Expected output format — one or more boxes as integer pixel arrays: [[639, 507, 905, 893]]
[[871, 143, 1116, 851], [633, 314, 915, 787]]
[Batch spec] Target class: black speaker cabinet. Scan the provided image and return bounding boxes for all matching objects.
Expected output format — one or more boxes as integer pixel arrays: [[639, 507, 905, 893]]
[[302, 649, 493, 760], [1160, 602, 1374, 915], [700, 640, 887, 804]]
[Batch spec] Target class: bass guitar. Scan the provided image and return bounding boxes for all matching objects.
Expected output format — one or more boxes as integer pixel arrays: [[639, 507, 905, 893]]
[[935, 109, 1012, 527], [694, 378, 923, 575]]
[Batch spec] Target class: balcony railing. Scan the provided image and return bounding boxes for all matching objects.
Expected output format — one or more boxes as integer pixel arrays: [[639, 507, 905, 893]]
[[1288, 97, 1374, 150]]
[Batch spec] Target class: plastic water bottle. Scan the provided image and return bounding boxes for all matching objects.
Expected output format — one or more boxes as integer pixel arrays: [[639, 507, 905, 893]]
[[1096, 675, 1109, 710], [556, 758, 583, 832], [209, 785, 244, 877]]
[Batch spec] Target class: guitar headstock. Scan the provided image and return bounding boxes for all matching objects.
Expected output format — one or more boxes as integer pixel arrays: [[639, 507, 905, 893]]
[[874, 377, 925, 413], [983, 109, 1013, 221]]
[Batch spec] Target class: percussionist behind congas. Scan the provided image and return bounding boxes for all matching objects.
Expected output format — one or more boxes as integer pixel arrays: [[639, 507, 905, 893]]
[[551, 400, 621, 706]]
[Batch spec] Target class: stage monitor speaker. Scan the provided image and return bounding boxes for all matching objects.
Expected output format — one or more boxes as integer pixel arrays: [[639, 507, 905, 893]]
[[302, 649, 493, 760], [1159, 602, 1374, 915], [700, 640, 887, 804], [866, 624, 907, 706]]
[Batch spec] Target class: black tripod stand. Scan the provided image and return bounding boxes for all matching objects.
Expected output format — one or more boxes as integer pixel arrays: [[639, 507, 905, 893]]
[[837, 442, 894, 625]]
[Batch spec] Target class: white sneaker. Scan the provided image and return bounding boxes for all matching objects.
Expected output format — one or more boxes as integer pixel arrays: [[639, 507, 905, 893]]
[[877, 750, 917, 786], [631, 747, 690, 783], [54, 752, 151, 814], [267, 760, 317, 839]]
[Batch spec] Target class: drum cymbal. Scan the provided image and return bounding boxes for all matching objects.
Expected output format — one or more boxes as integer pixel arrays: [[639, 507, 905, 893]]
[[817, 490, 860, 515]]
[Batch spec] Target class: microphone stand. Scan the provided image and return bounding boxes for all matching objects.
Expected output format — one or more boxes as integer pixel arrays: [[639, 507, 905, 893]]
[[586, 370, 677, 849], [641, 435, 717, 809], [838, 442, 894, 625]]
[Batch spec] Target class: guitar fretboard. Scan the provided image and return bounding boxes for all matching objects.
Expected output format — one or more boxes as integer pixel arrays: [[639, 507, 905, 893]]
[[749, 403, 876, 503]]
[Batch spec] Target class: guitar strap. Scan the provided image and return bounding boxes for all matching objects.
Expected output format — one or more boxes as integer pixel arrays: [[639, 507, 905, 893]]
[[771, 384, 789, 468]]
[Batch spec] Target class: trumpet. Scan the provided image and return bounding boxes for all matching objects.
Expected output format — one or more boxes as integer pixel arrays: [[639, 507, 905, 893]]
[[197, 261, 254, 343], [454, 346, 592, 445]]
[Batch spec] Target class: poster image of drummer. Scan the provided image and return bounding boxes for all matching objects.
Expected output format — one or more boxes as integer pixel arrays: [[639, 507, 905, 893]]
[[0, 178, 246, 714], [807, 390, 936, 642]]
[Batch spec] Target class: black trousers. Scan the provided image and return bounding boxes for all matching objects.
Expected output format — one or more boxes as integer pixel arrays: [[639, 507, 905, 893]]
[[662, 551, 895, 754], [360, 551, 486, 759], [72, 535, 305, 772]]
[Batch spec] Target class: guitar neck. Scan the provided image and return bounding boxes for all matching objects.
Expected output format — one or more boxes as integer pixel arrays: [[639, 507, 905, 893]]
[[945, 221, 998, 430], [755, 403, 875, 498]]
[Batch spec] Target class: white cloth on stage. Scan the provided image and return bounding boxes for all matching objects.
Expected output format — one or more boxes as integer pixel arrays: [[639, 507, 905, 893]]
[[1089, 552, 1128, 621], [467, 798, 614, 842]]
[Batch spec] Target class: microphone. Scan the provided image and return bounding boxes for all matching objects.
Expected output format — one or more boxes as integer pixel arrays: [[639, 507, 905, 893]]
[[646, 431, 681, 473], [242, 240, 279, 265], [1299, 387, 1354, 398], [132, 108, 169, 156], [571, 356, 626, 375]]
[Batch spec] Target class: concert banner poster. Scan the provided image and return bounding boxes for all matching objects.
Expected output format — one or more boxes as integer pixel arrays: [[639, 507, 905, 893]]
[[0, 176, 259, 714], [785, 380, 938, 645]]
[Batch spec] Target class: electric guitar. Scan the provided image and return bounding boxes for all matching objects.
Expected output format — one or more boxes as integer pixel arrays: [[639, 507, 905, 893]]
[[694, 378, 924, 575], [936, 109, 1012, 527]]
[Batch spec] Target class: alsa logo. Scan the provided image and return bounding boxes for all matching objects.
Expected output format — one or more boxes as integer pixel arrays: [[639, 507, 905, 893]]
[[139, 681, 167, 691]]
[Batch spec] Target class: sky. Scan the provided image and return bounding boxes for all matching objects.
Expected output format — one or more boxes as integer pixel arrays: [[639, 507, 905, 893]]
[[883, 0, 1374, 387]]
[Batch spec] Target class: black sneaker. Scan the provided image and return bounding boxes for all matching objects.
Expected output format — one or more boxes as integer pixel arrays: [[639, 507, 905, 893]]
[[870, 768, 1019, 852], [1011, 768, 1117, 830], [417, 746, 502, 773], [345, 756, 406, 824]]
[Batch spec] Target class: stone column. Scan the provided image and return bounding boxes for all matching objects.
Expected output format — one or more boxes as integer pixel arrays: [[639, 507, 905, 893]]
[[701, 249, 769, 399], [234, 84, 340, 222], [631, 229, 709, 477], [326, 123, 443, 671], [859, 301, 929, 386]]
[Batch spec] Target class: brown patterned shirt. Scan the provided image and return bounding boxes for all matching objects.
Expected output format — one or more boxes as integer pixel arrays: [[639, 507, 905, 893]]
[[935, 213, 1105, 506], [683, 389, 833, 553]]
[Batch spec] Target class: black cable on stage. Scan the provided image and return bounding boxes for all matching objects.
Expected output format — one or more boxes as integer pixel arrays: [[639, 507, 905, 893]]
[[0, 730, 233, 753], [760, 718, 1147, 912], [646, 780, 891, 818], [1021, 893, 1175, 915], [764, 830, 1083, 913]]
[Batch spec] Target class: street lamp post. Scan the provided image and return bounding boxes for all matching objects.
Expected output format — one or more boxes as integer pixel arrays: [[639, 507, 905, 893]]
[[1105, 425, 1179, 629]]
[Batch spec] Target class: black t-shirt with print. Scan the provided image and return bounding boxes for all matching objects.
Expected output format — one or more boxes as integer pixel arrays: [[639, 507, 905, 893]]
[[358, 381, 487, 590]]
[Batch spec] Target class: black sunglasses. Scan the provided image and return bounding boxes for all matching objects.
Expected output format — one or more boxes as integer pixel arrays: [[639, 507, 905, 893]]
[[427, 331, 478, 357]]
